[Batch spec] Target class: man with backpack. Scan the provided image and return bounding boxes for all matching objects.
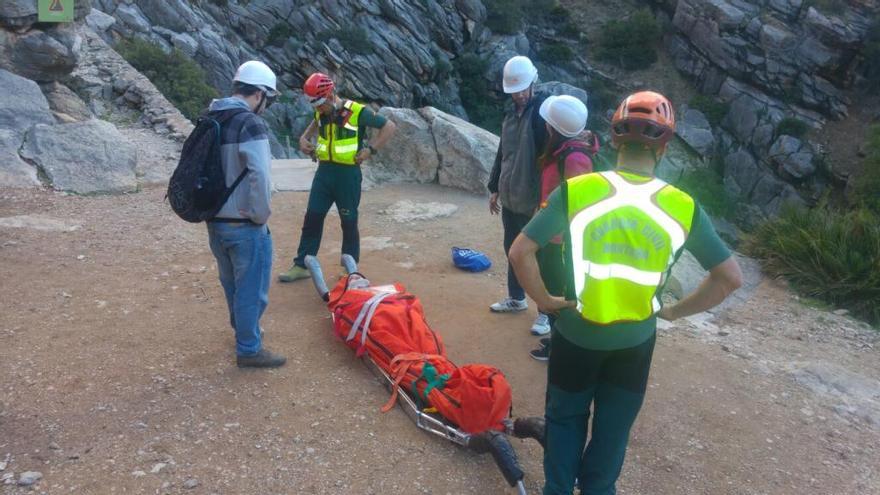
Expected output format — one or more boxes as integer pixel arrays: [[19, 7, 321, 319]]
[[486, 56, 551, 336], [277, 72, 397, 283], [204, 60, 286, 368], [509, 91, 743, 494]]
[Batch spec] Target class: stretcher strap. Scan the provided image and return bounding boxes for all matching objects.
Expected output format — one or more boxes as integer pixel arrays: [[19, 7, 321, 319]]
[[346, 292, 395, 353], [380, 353, 444, 413]]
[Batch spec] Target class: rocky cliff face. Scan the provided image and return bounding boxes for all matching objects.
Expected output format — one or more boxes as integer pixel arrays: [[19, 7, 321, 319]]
[[0, 0, 189, 193], [91, 0, 485, 115], [662, 0, 879, 218]]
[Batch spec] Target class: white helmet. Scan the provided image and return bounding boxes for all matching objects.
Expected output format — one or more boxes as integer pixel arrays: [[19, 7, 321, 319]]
[[502, 56, 538, 94], [233, 60, 279, 96], [539, 95, 588, 138]]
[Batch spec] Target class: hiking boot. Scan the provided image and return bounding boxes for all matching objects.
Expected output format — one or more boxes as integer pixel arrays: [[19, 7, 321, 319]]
[[512, 416, 546, 447], [539, 337, 551, 349], [529, 345, 550, 361], [278, 264, 310, 283], [489, 297, 528, 313], [236, 348, 287, 368], [531, 313, 551, 335]]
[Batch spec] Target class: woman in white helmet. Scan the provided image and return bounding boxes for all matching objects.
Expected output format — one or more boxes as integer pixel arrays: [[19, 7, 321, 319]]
[[486, 55, 551, 337], [528, 94, 599, 361]]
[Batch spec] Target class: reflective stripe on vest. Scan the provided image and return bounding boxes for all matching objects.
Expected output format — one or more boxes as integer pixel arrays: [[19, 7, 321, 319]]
[[315, 100, 364, 165], [566, 171, 695, 324]]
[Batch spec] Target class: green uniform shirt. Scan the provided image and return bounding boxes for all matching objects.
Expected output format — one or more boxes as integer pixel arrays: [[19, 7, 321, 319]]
[[318, 106, 388, 166], [523, 186, 732, 351]]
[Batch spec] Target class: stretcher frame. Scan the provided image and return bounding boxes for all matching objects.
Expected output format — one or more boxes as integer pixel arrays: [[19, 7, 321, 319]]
[[304, 255, 543, 495]]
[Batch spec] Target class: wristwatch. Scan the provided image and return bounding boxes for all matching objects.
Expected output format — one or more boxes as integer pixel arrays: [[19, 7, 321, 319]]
[[367, 145, 377, 154]]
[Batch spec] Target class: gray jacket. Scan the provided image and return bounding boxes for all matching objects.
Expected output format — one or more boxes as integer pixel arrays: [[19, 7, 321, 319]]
[[487, 94, 548, 215], [209, 97, 272, 225]]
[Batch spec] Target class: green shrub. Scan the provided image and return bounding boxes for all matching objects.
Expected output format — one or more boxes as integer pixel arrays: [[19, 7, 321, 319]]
[[433, 56, 453, 83], [674, 166, 736, 220], [454, 53, 504, 133], [862, 18, 880, 84], [316, 25, 373, 55], [689, 95, 729, 127], [116, 39, 217, 121], [538, 42, 575, 65], [267, 22, 295, 46], [856, 124, 880, 213], [595, 8, 660, 70], [776, 117, 810, 139], [485, 0, 565, 34], [484, 0, 524, 34], [584, 77, 620, 119], [560, 21, 582, 39], [548, 3, 571, 23], [748, 205, 880, 326]]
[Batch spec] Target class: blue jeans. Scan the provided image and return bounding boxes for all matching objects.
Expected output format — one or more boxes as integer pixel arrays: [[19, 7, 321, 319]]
[[207, 222, 272, 357]]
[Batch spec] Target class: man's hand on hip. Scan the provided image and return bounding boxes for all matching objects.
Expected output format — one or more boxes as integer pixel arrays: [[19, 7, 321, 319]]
[[355, 148, 372, 164]]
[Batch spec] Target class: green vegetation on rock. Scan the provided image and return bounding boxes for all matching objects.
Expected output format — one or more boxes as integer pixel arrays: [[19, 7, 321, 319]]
[[267, 22, 295, 47], [116, 38, 217, 121], [595, 8, 660, 71], [855, 124, 880, 214], [674, 166, 737, 220], [316, 25, 373, 55], [454, 53, 503, 133], [776, 117, 810, 139], [748, 205, 880, 326], [689, 95, 729, 127]]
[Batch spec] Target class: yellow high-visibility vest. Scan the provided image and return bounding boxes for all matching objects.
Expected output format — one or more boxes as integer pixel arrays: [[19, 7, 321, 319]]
[[315, 100, 364, 165], [565, 170, 695, 324]]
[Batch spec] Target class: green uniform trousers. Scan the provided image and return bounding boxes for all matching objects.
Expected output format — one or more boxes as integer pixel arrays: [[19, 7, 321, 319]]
[[293, 163, 362, 267], [543, 332, 656, 495]]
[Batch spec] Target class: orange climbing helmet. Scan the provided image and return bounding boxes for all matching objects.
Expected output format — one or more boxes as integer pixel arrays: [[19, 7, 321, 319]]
[[610, 91, 676, 150], [303, 72, 335, 106]]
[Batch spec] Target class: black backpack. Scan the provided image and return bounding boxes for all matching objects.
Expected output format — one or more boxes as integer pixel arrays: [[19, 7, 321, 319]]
[[167, 108, 249, 223]]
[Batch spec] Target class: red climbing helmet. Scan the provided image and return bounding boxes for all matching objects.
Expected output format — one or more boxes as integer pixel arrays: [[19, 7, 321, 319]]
[[303, 72, 335, 106]]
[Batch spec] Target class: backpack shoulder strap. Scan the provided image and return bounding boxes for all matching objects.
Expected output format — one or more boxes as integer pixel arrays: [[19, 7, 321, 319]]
[[209, 107, 256, 217], [555, 145, 586, 303]]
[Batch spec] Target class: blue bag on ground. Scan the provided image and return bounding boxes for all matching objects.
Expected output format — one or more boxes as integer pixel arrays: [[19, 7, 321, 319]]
[[452, 247, 492, 272]]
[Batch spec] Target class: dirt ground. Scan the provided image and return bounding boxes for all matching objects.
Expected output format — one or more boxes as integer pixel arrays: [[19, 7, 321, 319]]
[[1, 183, 879, 495]]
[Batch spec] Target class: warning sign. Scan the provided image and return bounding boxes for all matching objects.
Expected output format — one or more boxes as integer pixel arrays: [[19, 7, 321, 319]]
[[39, 0, 74, 23]]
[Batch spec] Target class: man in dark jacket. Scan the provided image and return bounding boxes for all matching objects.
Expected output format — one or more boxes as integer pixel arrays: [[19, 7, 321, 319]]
[[487, 55, 549, 336]]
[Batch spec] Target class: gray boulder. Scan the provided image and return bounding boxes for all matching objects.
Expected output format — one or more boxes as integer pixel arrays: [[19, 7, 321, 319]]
[[172, 32, 199, 58], [723, 149, 759, 198], [677, 107, 716, 157], [20, 120, 138, 194], [11, 26, 82, 81], [86, 8, 116, 33], [768, 135, 816, 179], [115, 3, 152, 34], [0, 69, 55, 132], [368, 107, 440, 185], [40, 81, 93, 123], [420, 107, 499, 194], [0, 129, 39, 187], [0, 0, 38, 30]]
